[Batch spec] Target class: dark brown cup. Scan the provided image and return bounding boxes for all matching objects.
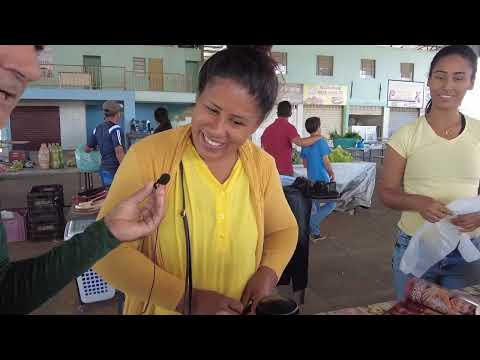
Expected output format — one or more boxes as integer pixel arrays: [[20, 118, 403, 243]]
[[255, 295, 299, 315]]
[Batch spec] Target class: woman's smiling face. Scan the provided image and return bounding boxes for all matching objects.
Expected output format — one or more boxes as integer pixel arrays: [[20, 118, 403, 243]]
[[427, 54, 475, 112], [191, 77, 264, 163]]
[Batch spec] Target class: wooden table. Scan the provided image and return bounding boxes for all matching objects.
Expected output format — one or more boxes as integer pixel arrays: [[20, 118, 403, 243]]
[[0, 167, 99, 209]]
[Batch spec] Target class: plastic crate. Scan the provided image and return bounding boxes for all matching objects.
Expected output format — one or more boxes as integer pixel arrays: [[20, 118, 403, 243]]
[[31, 184, 64, 194], [1, 209, 27, 243], [27, 193, 64, 211], [28, 184, 64, 210], [64, 219, 116, 304], [28, 220, 65, 241], [28, 207, 65, 224]]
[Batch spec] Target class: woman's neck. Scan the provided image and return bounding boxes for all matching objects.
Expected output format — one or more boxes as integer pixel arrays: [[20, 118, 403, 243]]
[[200, 150, 239, 184], [427, 107, 461, 126]]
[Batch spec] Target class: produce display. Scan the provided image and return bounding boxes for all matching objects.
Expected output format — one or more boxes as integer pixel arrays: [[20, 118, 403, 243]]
[[328, 146, 353, 163]]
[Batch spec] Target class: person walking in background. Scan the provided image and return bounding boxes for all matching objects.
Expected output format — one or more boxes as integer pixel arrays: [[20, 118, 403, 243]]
[[301, 116, 336, 242], [261, 101, 322, 176], [153, 106, 173, 134], [85, 101, 126, 187]]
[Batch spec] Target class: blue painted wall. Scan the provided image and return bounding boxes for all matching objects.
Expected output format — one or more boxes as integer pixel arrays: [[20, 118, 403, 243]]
[[135, 102, 194, 128], [85, 102, 106, 140]]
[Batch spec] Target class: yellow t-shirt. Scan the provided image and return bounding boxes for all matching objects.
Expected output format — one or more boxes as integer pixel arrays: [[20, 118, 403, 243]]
[[154, 141, 258, 314], [388, 115, 480, 236]]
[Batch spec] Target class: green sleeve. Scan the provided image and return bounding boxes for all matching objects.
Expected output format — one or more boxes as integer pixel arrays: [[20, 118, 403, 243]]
[[0, 219, 120, 314]]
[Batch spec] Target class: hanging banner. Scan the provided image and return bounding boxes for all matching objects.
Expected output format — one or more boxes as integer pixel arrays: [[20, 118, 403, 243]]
[[303, 84, 348, 106], [277, 83, 303, 104], [387, 80, 425, 108]]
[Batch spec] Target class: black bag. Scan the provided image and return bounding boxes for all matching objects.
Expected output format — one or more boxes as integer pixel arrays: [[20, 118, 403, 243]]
[[291, 177, 339, 199], [278, 186, 312, 293]]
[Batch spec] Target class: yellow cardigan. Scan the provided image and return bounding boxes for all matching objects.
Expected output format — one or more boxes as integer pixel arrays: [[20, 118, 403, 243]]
[[93, 125, 298, 314]]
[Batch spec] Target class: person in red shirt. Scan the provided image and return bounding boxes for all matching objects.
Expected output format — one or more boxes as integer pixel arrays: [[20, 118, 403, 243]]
[[261, 101, 322, 176]]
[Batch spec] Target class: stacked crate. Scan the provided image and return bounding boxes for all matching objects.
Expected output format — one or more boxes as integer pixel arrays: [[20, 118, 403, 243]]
[[27, 184, 65, 241]]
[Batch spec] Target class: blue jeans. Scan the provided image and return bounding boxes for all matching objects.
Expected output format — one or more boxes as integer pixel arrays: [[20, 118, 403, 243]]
[[392, 228, 480, 301], [100, 169, 115, 187], [310, 200, 336, 236], [280, 175, 336, 236]]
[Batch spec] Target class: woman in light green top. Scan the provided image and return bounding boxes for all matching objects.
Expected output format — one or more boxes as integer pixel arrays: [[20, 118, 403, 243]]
[[379, 45, 480, 300]]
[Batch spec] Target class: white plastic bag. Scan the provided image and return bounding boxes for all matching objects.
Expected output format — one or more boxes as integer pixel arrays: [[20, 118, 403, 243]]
[[400, 196, 480, 277]]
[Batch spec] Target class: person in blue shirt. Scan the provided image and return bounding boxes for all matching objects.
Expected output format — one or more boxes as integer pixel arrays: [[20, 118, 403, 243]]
[[85, 101, 126, 186], [300, 117, 336, 242]]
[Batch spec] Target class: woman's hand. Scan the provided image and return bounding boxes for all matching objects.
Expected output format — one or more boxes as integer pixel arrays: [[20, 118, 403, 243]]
[[416, 197, 452, 223], [451, 212, 480, 233], [176, 288, 244, 315], [241, 266, 278, 314], [104, 181, 167, 242]]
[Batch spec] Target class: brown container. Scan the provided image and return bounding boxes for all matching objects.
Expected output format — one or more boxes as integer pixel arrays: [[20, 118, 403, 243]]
[[9, 150, 26, 162]]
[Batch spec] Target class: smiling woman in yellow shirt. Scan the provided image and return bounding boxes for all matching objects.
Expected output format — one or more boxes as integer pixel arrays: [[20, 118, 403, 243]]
[[379, 45, 480, 301], [93, 45, 298, 315]]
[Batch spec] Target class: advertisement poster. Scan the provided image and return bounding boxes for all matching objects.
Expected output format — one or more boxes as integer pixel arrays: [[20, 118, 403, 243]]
[[303, 84, 348, 106], [277, 83, 303, 104], [388, 80, 425, 108]]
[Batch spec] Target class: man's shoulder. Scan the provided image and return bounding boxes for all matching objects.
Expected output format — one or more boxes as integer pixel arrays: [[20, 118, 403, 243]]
[[319, 137, 330, 147], [280, 119, 296, 130], [94, 122, 106, 131], [107, 123, 122, 133], [305, 137, 328, 152], [263, 119, 278, 130]]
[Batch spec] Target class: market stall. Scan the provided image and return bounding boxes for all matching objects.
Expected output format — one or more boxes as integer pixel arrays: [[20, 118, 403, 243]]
[[344, 142, 386, 162], [293, 162, 376, 212], [0, 167, 99, 209]]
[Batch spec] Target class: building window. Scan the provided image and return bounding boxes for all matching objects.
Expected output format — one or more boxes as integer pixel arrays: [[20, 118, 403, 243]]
[[317, 55, 334, 76], [133, 57, 146, 74], [360, 59, 376, 79], [272, 51, 287, 74], [400, 62, 414, 81]]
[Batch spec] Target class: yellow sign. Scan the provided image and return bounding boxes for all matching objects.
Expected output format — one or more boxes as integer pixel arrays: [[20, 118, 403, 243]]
[[303, 84, 348, 106]]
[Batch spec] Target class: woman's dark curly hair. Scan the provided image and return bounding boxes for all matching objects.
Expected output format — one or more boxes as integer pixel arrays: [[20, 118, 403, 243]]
[[198, 45, 279, 120]]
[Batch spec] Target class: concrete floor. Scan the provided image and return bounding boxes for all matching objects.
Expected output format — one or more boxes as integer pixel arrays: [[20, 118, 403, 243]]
[[6, 162, 479, 315]]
